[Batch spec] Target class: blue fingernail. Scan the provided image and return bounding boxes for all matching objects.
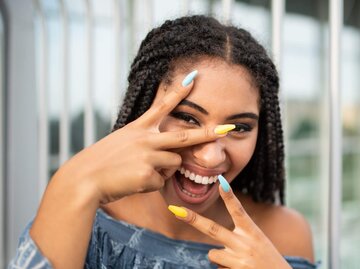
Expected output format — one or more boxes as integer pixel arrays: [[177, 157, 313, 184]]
[[218, 175, 230, 192], [182, 70, 198, 87]]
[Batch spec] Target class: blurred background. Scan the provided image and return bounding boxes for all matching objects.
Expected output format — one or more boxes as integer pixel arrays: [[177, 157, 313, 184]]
[[0, 0, 359, 268]]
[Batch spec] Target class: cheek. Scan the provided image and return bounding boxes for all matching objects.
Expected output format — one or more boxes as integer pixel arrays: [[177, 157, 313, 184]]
[[227, 133, 258, 176]]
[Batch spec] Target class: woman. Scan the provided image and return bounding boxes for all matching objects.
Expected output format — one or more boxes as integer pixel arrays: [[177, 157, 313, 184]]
[[10, 15, 316, 269]]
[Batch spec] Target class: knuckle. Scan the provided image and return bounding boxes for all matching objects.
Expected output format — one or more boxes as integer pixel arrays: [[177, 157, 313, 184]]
[[157, 99, 169, 113], [204, 127, 213, 139], [233, 208, 246, 220], [176, 130, 189, 143], [187, 211, 197, 225], [172, 154, 182, 166], [235, 204, 247, 217], [173, 86, 182, 95], [138, 166, 154, 179], [140, 134, 150, 144], [207, 222, 221, 237], [140, 151, 152, 163]]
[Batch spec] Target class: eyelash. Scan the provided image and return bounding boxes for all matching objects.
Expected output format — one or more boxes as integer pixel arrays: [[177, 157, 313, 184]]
[[170, 112, 200, 126], [170, 112, 253, 135], [231, 124, 253, 134]]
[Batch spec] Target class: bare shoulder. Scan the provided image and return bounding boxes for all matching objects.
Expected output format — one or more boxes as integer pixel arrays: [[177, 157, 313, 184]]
[[255, 204, 315, 263]]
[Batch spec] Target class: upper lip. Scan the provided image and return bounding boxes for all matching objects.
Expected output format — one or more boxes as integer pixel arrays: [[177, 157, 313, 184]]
[[181, 163, 225, 177]]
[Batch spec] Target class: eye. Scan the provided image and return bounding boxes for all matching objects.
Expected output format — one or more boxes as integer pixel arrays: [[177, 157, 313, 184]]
[[230, 124, 252, 134], [170, 112, 200, 126]]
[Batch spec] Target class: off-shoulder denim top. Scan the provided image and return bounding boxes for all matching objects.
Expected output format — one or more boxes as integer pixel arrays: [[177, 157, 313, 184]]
[[9, 209, 319, 269]]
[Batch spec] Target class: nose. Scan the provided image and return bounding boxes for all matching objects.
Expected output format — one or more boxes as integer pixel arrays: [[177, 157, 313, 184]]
[[191, 140, 226, 168]]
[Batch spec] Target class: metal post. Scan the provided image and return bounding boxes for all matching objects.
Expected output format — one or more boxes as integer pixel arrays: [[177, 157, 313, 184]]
[[84, 0, 95, 147], [0, 6, 5, 267], [144, 0, 154, 30], [181, 0, 190, 15], [222, 0, 233, 24], [33, 0, 49, 199], [271, 0, 284, 73], [328, 0, 343, 268], [271, 0, 285, 204], [59, 0, 70, 163], [111, 0, 121, 128]]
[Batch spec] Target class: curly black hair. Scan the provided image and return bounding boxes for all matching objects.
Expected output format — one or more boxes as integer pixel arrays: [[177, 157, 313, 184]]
[[112, 15, 285, 205]]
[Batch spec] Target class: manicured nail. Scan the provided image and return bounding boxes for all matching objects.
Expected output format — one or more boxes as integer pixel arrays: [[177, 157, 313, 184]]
[[182, 70, 198, 87], [214, 124, 236, 135], [168, 205, 188, 218], [218, 175, 230, 192]]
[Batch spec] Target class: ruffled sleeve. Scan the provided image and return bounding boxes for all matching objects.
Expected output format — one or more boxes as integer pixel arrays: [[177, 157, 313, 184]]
[[8, 222, 53, 269], [285, 256, 320, 269]]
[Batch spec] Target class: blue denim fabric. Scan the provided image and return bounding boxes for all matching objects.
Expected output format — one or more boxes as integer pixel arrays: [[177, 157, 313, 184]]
[[8, 221, 52, 269], [9, 210, 319, 269]]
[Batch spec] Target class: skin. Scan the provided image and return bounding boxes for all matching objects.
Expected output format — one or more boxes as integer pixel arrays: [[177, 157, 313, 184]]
[[30, 59, 314, 269]]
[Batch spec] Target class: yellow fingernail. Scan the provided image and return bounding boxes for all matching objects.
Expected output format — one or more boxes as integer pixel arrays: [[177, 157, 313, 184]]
[[168, 205, 188, 218], [214, 124, 236, 135]]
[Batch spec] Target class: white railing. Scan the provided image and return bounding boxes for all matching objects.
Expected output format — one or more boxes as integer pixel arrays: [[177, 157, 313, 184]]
[[59, 0, 70, 164], [329, 0, 343, 268], [0, 5, 5, 267], [33, 0, 49, 200]]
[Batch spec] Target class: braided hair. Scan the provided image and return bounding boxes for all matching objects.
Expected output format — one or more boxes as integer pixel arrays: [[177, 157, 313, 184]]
[[112, 15, 285, 205]]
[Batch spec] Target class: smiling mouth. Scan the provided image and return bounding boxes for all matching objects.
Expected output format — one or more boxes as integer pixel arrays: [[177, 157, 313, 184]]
[[173, 167, 219, 202], [178, 167, 219, 185]]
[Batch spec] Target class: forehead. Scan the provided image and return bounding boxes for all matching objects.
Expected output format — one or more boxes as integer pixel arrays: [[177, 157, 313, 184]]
[[171, 59, 260, 114]]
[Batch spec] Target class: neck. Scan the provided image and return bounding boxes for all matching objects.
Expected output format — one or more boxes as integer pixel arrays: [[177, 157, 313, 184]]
[[101, 191, 234, 245]]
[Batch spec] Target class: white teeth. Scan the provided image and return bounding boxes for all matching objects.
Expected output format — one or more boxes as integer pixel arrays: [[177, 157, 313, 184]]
[[177, 167, 219, 185], [180, 187, 203, 198], [202, 176, 209, 184], [180, 167, 185, 174], [210, 176, 218, 184], [195, 175, 202, 183]]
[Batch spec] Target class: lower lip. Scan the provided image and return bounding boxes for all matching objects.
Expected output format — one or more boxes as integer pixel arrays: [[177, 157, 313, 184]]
[[172, 174, 218, 204]]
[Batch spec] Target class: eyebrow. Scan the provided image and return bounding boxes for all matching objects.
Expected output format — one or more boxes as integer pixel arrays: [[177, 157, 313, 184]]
[[178, 100, 208, 115], [178, 99, 259, 121]]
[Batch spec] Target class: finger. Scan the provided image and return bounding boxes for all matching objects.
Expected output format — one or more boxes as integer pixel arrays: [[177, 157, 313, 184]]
[[158, 167, 178, 180], [208, 249, 249, 268], [141, 71, 197, 125], [218, 176, 254, 229], [149, 126, 232, 150], [148, 151, 182, 169], [133, 169, 166, 194], [150, 152, 181, 179], [168, 206, 237, 249]]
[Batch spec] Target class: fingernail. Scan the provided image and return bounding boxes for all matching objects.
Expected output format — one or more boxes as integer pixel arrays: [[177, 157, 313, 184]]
[[214, 124, 236, 135], [168, 205, 188, 218], [218, 175, 230, 192], [182, 70, 198, 87]]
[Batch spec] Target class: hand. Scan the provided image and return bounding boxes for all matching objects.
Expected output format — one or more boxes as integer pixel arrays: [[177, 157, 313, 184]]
[[55, 71, 230, 204], [169, 183, 291, 269]]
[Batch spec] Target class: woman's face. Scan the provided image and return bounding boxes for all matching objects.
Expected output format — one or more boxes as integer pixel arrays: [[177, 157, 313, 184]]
[[154, 59, 260, 213]]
